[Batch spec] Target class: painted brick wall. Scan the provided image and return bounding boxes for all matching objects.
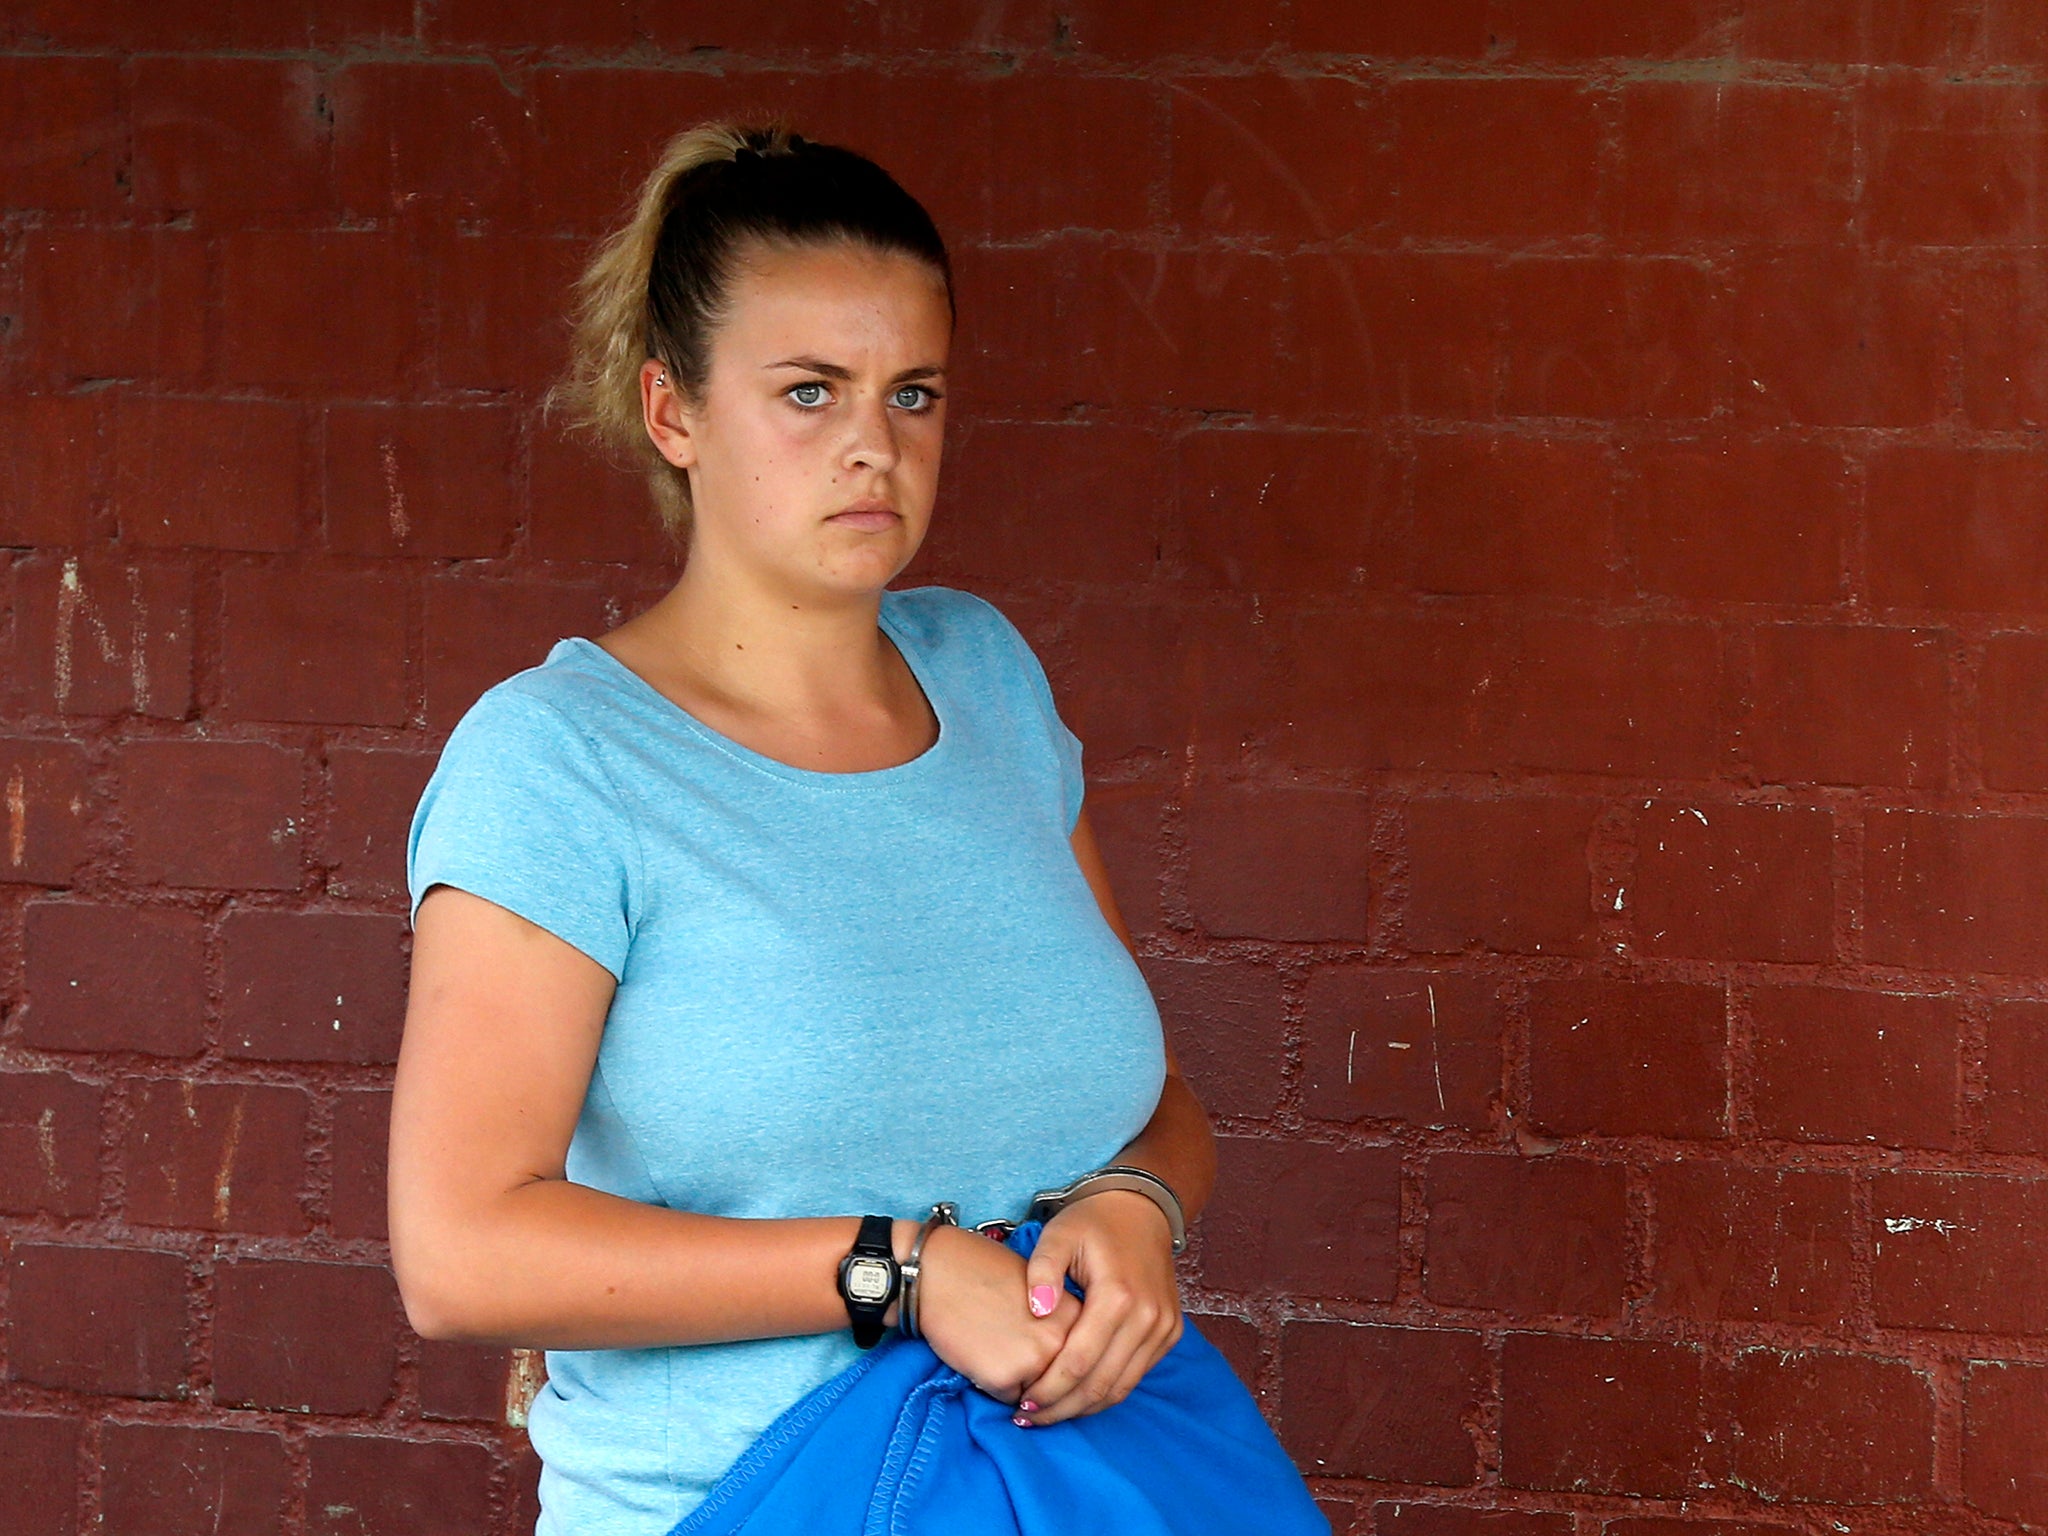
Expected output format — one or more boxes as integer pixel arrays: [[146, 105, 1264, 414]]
[[4, 3, 2047, 1533]]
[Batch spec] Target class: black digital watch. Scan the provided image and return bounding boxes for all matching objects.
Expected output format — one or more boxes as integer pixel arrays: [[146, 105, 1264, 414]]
[[836, 1213, 900, 1349]]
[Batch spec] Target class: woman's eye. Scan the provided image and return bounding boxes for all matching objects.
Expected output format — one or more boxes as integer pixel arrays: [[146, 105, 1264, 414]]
[[893, 385, 939, 411], [789, 382, 829, 408]]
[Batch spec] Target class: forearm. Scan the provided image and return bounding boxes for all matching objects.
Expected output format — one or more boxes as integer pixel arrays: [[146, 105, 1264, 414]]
[[1109, 1070, 1217, 1226], [393, 1179, 914, 1350]]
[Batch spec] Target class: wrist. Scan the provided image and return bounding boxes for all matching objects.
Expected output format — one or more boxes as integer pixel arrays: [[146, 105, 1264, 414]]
[[881, 1218, 914, 1329]]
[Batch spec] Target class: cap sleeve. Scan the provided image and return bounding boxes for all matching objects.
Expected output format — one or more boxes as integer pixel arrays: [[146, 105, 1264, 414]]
[[406, 687, 640, 982], [973, 598, 1087, 837]]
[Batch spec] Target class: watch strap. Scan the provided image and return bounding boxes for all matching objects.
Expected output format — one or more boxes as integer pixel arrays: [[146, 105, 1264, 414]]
[[837, 1213, 899, 1349]]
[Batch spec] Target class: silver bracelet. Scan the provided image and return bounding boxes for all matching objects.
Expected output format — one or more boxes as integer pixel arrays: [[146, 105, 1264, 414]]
[[1025, 1165, 1188, 1255], [898, 1200, 958, 1339]]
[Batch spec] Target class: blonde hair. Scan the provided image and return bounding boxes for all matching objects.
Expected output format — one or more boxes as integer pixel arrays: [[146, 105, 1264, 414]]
[[544, 118, 955, 550]]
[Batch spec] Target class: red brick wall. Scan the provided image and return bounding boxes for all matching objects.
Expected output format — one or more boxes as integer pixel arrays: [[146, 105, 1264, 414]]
[[4, 4, 2047, 1533]]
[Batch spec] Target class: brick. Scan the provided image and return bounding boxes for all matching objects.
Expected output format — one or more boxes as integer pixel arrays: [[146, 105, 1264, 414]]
[[1737, 0, 1965, 63], [324, 403, 519, 559], [1059, 597, 1264, 767], [419, 1340, 512, 1421], [1293, 0, 1488, 55], [1986, 1001, 2048, 1154], [124, 1079, 309, 1234], [1961, 259, 2048, 428], [21, 901, 207, 1054], [1863, 76, 2047, 246], [0, 736, 93, 885], [6, 1243, 188, 1397], [423, 577, 613, 729], [218, 231, 417, 394], [1391, 79, 1600, 242], [969, 72, 1159, 241], [329, 1089, 391, 1240], [1279, 1321, 1485, 1485], [1198, 1136, 1401, 1298], [114, 397, 303, 553], [1527, 979, 1726, 1139], [1404, 797, 1599, 957], [7, 553, 196, 719], [102, 1423, 289, 1536], [934, 420, 1168, 586], [527, 426, 675, 565], [220, 910, 408, 1064], [0, 58, 124, 210], [1865, 809, 2048, 973], [1731, 248, 1950, 427], [1982, 633, 2048, 789], [1868, 445, 2048, 611], [1964, 1360, 2048, 1526], [1185, 783, 1373, 942], [1500, 1333, 1704, 1496], [130, 58, 329, 214], [0, 1070, 100, 1217], [1744, 626, 1947, 789], [1138, 957, 1287, 1120], [1620, 434, 1848, 603], [120, 739, 304, 890], [1499, 619, 1723, 777], [0, 0, 409, 48], [1716, 1348, 1933, 1500], [1271, 610, 1500, 773], [1375, 1509, 1574, 1536], [304, 1435, 496, 1536], [1174, 428, 1387, 592], [1632, 802, 1833, 963], [1497, 258, 1718, 419], [1489, 0, 1734, 58], [1339, 251, 1503, 420], [522, 67, 736, 232], [332, 61, 532, 221], [0, 1414, 80, 1536], [1301, 969, 1501, 1132], [213, 1260, 399, 1413], [426, 0, 635, 47], [1409, 433, 1613, 597], [325, 748, 437, 903], [0, 395, 103, 544], [1752, 987, 1959, 1148], [1646, 1163, 1856, 1325], [1615, 82, 1856, 246], [1061, 0, 1284, 57], [432, 230, 584, 391], [1167, 75, 1390, 243], [218, 567, 410, 726], [1603, 1522, 1798, 1536], [21, 229, 208, 386], [1190, 1312, 1261, 1398], [1424, 1153, 1629, 1317], [1870, 1172, 2048, 1335]]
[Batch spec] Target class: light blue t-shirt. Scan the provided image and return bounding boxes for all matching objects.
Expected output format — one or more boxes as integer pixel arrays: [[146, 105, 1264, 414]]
[[405, 583, 1168, 1536]]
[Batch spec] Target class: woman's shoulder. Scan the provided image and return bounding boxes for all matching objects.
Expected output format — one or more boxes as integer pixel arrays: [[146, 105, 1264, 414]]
[[882, 582, 1035, 666]]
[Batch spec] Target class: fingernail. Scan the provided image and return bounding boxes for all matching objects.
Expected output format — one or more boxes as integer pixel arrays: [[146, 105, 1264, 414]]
[[1019, 1399, 1038, 1412], [1012, 1413, 1032, 1428], [1029, 1285, 1056, 1316]]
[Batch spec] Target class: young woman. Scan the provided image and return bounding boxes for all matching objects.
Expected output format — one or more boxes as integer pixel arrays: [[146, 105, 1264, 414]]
[[388, 121, 1223, 1534]]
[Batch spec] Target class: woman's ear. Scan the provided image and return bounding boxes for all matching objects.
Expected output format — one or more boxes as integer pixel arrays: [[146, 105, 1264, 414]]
[[640, 358, 698, 470]]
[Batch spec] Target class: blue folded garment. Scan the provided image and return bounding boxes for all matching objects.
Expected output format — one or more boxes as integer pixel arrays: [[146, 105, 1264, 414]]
[[668, 1219, 1332, 1536]]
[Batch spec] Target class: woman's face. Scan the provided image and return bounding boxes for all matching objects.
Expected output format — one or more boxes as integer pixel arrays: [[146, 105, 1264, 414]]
[[649, 239, 952, 604]]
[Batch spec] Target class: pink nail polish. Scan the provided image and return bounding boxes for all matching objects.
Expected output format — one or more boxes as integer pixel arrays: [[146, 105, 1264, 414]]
[[1019, 1399, 1038, 1412], [1029, 1284, 1056, 1316], [1012, 1413, 1031, 1427]]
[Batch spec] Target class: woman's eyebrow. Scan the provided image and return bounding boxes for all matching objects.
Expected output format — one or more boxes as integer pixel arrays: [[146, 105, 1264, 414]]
[[762, 356, 947, 383]]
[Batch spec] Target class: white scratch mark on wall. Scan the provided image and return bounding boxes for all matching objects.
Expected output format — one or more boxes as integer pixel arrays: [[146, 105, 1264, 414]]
[[212, 1094, 247, 1227], [1427, 983, 1446, 1114], [36, 1107, 63, 1193], [1346, 1028, 1356, 1085], [126, 564, 151, 712], [379, 438, 411, 543], [6, 766, 25, 867]]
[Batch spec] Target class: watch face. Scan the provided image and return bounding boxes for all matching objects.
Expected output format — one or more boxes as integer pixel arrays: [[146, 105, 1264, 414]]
[[845, 1256, 893, 1304]]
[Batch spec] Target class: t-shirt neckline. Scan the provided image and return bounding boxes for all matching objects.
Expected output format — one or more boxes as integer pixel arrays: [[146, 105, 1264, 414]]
[[554, 591, 951, 788]]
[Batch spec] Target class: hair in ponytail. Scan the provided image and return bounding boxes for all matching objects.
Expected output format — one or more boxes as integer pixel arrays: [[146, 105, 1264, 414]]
[[545, 117, 955, 549]]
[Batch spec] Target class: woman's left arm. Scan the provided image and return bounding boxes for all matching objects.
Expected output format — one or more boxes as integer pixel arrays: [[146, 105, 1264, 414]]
[[1014, 802, 1219, 1426]]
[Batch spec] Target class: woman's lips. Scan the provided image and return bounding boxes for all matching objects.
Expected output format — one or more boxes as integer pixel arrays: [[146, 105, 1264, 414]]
[[828, 509, 899, 530]]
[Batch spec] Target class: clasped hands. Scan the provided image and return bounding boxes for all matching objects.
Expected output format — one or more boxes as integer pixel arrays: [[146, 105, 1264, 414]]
[[910, 1188, 1184, 1428]]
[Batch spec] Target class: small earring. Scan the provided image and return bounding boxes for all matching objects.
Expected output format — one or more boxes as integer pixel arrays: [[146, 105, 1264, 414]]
[[655, 370, 668, 388]]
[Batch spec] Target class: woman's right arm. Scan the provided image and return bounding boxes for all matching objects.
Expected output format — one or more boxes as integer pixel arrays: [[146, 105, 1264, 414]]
[[388, 885, 1068, 1391]]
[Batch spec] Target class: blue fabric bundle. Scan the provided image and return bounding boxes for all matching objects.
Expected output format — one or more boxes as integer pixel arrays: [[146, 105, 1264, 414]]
[[668, 1220, 1332, 1536]]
